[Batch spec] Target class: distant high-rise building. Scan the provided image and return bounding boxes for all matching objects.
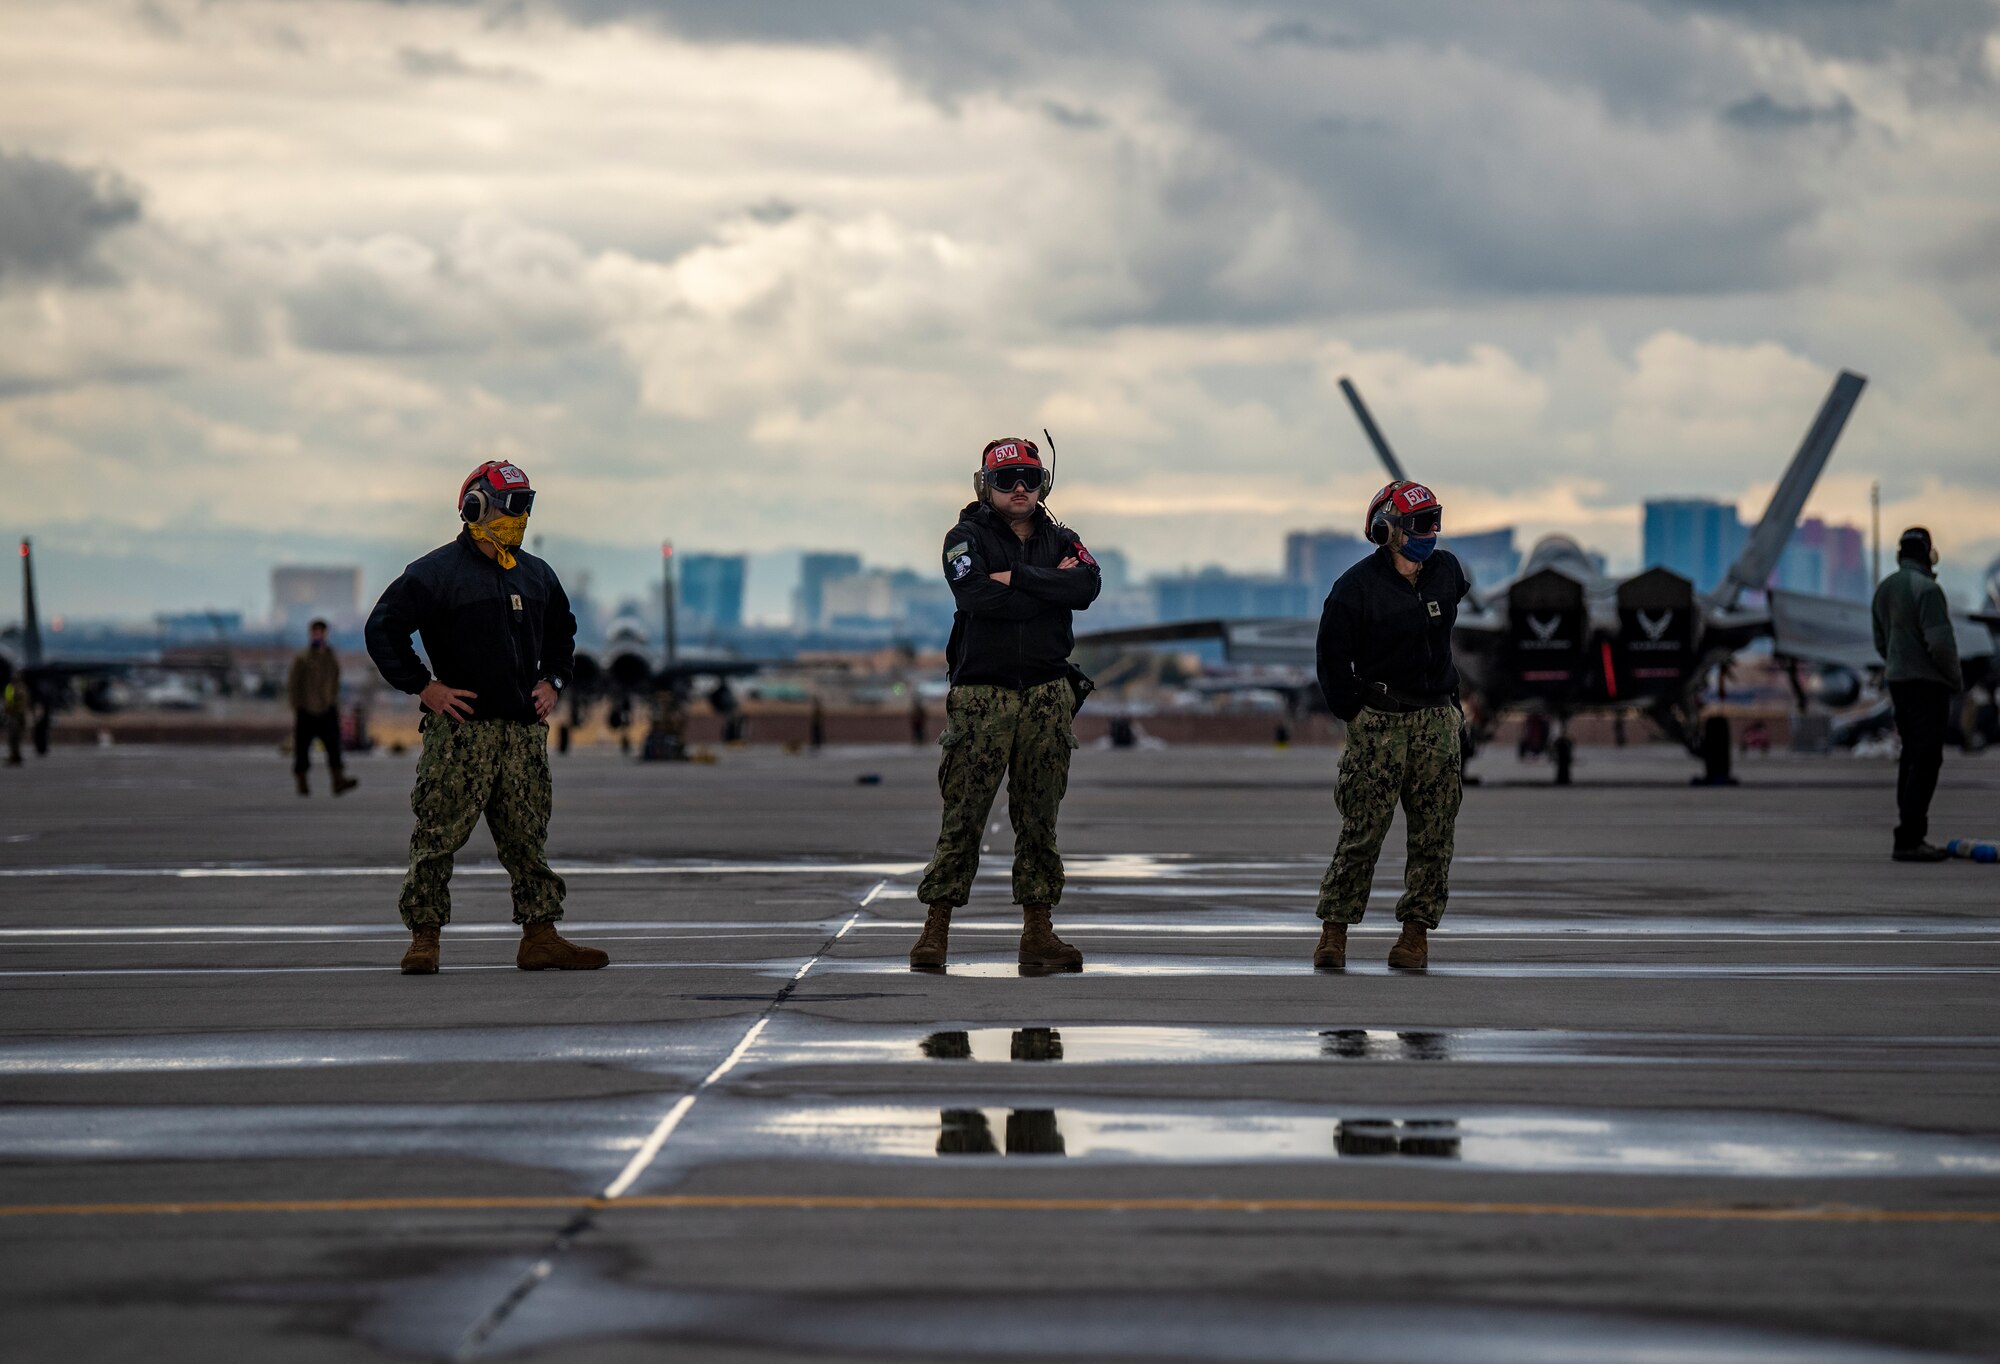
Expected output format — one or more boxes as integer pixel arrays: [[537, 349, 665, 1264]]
[[795, 552, 863, 629], [1778, 518, 1869, 600], [272, 565, 360, 633], [155, 611, 245, 644], [1443, 528, 1520, 594], [1284, 530, 1371, 594], [1154, 568, 1311, 621], [818, 569, 955, 642], [1642, 500, 1746, 593], [1090, 547, 1132, 593], [678, 553, 747, 636]]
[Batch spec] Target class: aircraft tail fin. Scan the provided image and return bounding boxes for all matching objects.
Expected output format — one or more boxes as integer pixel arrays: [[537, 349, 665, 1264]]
[[1712, 369, 1867, 608], [20, 539, 42, 669], [1338, 377, 1409, 483]]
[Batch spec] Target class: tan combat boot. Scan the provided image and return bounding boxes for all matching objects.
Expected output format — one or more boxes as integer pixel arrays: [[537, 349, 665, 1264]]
[[1312, 921, 1347, 971], [400, 925, 440, 974], [1019, 904, 1083, 972], [331, 767, 359, 796], [1388, 920, 1429, 970], [909, 903, 952, 970], [517, 921, 610, 970]]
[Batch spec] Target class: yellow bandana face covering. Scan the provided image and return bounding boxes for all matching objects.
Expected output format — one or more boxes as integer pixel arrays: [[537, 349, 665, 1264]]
[[469, 513, 528, 569]]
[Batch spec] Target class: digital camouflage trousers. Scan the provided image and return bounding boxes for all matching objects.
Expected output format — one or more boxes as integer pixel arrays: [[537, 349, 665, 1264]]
[[1317, 704, 1463, 927], [917, 679, 1077, 908], [398, 716, 565, 928]]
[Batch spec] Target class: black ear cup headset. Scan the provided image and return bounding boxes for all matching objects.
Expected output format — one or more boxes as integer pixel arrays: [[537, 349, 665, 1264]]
[[1900, 527, 1939, 567], [1369, 501, 1396, 546]]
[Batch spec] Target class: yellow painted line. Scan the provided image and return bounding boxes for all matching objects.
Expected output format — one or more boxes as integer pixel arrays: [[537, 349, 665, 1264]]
[[2, 1194, 1999, 1225], [0, 1197, 595, 1218]]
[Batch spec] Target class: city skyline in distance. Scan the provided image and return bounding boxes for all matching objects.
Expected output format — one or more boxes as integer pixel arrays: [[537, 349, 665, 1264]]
[[3, 2, 1997, 631]]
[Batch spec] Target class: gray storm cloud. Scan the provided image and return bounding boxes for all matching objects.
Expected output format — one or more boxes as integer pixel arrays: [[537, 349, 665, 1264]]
[[1, 0, 1998, 616], [0, 150, 141, 283]]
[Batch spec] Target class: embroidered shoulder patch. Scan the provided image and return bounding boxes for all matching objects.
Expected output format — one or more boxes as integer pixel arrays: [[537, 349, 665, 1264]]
[[945, 541, 970, 561]]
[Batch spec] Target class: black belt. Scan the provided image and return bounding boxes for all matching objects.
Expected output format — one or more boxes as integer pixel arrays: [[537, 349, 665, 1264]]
[[1360, 680, 1454, 714]]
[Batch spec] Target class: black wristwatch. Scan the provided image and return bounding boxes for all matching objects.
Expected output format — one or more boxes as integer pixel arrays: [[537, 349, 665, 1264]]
[[545, 676, 565, 693]]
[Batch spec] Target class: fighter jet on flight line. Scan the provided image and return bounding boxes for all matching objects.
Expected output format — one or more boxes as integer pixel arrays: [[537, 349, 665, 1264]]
[[1, 540, 141, 756], [562, 545, 763, 747], [1083, 371, 2000, 785]]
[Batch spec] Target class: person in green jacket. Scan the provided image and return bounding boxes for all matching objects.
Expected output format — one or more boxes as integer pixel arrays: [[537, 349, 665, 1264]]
[[1872, 527, 1962, 862]]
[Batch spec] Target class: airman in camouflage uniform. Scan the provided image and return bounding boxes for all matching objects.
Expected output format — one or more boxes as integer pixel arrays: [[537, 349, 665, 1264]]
[[1317, 704, 1462, 930], [1313, 480, 1471, 971], [400, 714, 566, 928], [365, 461, 608, 975], [909, 437, 1100, 973], [917, 678, 1077, 911]]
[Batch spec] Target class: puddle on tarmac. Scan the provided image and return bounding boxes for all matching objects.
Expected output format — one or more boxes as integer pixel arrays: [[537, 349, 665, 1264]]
[[655, 1099, 2000, 1177], [307, 1252, 1957, 1362], [0, 1098, 651, 1185], [854, 1025, 2000, 1071], [810, 955, 2000, 979], [0, 1021, 745, 1076], [9, 1018, 1997, 1078]]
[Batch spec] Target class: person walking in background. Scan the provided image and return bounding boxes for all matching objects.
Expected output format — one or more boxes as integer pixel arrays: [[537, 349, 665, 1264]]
[[288, 619, 356, 797], [3, 674, 25, 767], [1873, 526, 1962, 863], [365, 460, 608, 975]]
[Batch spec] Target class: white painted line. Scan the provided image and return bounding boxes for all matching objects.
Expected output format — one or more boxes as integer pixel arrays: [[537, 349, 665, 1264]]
[[599, 888, 877, 1203], [0, 961, 768, 979], [0, 920, 844, 938], [0, 861, 925, 881], [456, 889, 877, 1359]]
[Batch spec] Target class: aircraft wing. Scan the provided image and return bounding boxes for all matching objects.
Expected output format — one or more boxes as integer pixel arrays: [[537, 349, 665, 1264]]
[[1710, 370, 1866, 610], [1766, 589, 1997, 670], [1079, 617, 1319, 667], [1764, 590, 1875, 670]]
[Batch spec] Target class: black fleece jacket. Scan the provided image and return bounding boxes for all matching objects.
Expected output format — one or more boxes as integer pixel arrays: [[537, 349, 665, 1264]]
[[365, 530, 577, 724], [942, 501, 1101, 688], [1316, 546, 1469, 721]]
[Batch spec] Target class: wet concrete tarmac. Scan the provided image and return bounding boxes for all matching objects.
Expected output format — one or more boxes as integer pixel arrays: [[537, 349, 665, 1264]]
[[3, 742, 1999, 1361]]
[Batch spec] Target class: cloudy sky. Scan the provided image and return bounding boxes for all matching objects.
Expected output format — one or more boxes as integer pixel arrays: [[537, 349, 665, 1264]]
[[4, 0, 1999, 621]]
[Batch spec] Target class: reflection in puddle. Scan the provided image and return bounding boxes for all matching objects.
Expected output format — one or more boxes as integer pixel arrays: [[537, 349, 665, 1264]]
[[1335, 1118, 1462, 1159], [936, 1108, 1067, 1156], [921, 1027, 1066, 1062], [653, 1099, 2000, 1178], [1322, 1030, 1451, 1061]]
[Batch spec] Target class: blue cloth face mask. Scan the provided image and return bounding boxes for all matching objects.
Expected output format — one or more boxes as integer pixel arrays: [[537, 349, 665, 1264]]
[[1399, 534, 1438, 563]]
